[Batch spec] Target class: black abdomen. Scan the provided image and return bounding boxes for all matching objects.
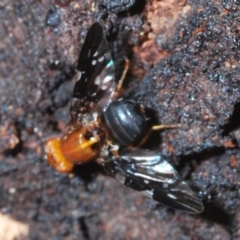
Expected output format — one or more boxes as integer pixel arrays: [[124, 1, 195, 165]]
[[101, 100, 149, 146]]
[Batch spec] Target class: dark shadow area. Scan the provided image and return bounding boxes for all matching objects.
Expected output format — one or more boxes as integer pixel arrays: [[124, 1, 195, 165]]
[[129, 0, 147, 15], [201, 202, 232, 230], [73, 161, 105, 183], [142, 130, 162, 150], [156, 201, 232, 233], [106, 24, 133, 84], [177, 146, 225, 179], [222, 101, 240, 136], [136, 106, 162, 150], [78, 217, 91, 240]]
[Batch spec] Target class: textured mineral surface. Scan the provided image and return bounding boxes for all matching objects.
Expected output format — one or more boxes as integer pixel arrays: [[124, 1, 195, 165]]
[[0, 0, 239, 239]]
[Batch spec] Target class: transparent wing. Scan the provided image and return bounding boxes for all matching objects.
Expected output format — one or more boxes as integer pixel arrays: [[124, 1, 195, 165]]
[[70, 22, 115, 121], [104, 148, 204, 214]]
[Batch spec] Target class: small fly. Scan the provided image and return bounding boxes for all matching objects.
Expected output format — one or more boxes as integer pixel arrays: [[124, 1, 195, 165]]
[[45, 22, 204, 214]]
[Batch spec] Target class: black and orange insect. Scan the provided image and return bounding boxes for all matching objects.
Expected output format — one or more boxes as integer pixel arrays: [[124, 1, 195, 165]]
[[45, 22, 204, 214]]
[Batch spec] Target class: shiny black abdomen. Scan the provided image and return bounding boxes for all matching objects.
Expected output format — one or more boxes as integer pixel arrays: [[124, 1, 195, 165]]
[[101, 100, 149, 146]]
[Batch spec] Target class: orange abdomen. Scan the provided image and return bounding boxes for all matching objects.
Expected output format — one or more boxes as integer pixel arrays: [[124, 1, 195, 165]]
[[45, 126, 105, 173]]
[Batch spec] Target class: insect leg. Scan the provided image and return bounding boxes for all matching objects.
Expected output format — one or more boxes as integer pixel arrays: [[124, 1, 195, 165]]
[[151, 123, 181, 131], [114, 58, 130, 99], [137, 123, 181, 147]]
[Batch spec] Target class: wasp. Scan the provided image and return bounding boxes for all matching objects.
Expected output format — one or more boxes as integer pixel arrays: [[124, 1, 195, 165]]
[[45, 22, 204, 214]]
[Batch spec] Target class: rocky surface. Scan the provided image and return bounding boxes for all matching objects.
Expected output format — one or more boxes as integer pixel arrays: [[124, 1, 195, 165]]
[[0, 0, 239, 239]]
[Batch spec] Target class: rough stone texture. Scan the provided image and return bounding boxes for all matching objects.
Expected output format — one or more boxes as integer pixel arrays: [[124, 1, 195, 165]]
[[0, 0, 239, 239]]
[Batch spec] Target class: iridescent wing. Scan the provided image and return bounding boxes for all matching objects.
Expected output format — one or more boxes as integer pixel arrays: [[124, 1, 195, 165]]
[[70, 22, 115, 121], [104, 148, 204, 214]]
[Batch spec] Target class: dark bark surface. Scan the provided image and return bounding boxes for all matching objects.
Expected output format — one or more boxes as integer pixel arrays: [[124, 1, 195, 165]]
[[0, 0, 239, 239]]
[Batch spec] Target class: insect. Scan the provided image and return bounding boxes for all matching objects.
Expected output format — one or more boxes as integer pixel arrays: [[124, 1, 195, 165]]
[[45, 22, 204, 214]]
